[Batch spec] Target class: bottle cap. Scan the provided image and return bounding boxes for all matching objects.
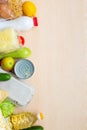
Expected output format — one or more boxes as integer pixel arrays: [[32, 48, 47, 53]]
[[33, 17, 38, 26], [37, 113, 44, 120], [18, 36, 25, 46]]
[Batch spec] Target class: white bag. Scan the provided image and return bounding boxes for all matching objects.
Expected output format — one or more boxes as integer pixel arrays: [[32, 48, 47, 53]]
[[0, 28, 20, 53]]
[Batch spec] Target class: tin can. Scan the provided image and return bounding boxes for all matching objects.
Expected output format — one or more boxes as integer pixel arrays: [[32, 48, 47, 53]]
[[14, 59, 34, 79]]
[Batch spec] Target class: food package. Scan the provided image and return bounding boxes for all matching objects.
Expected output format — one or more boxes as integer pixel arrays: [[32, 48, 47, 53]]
[[0, 0, 23, 19], [0, 68, 35, 106], [0, 109, 11, 130], [0, 28, 20, 53], [0, 0, 8, 4], [0, 89, 8, 103]]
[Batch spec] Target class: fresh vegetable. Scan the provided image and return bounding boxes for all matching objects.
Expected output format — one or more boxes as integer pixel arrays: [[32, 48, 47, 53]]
[[0, 47, 31, 60], [22, 1, 37, 17], [1, 57, 15, 71], [0, 99, 15, 117], [23, 126, 44, 130], [0, 16, 38, 31], [0, 73, 11, 81]]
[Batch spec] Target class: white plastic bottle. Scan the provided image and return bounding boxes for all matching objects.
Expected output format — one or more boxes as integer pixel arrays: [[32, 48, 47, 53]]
[[0, 16, 38, 31]]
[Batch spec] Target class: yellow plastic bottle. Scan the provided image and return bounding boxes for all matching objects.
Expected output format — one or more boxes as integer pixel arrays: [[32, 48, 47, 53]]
[[7, 112, 44, 130]]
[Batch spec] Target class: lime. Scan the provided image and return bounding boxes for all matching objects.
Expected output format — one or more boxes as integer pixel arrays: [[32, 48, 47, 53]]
[[1, 57, 15, 71]]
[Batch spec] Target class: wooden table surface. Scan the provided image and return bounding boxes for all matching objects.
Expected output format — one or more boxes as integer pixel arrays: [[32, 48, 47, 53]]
[[16, 0, 86, 130]]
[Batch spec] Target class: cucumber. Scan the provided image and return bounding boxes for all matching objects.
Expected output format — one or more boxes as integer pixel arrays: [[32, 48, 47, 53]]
[[0, 73, 11, 81], [23, 126, 44, 130], [0, 47, 31, 60]]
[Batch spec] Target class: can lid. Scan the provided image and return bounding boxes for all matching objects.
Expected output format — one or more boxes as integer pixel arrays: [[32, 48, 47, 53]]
[[14, 59, 34, 79], [33, 17, 38, 26]]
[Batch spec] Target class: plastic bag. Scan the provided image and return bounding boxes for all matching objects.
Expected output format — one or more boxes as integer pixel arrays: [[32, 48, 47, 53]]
[[0, 28, 20, 53], [0, 0, 22, 19]]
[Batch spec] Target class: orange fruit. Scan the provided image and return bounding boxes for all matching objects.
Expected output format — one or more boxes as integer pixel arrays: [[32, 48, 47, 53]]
[[22, 1, 37, 17]]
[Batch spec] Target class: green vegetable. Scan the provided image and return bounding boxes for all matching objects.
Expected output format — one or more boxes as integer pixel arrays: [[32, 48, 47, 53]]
[[0, 73, 11, 81], [0, 99, 15, 117], [23, 126, 44, 130], [0, 47, 31, 60]]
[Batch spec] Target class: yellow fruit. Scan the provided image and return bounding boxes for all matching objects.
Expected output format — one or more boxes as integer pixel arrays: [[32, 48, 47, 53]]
[[22, 1, 37, 17], [1, 57, 15, 71]]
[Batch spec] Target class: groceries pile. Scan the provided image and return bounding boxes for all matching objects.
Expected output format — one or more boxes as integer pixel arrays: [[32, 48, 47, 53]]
[[0, 0, 44, 130], [0, 90, 44, 130]]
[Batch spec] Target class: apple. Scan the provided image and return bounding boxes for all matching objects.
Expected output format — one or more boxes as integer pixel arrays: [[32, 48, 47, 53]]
[[1, 57, 15, 71]]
